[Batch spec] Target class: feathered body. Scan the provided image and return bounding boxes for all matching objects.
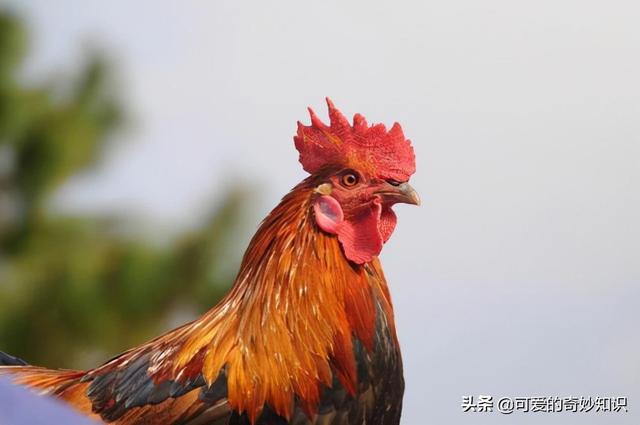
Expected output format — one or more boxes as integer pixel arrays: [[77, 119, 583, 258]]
[[0, 99, 418, 425]]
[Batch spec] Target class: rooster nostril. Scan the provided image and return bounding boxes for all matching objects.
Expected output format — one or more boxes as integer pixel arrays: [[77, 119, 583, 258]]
[[386, 179, 401, 187]]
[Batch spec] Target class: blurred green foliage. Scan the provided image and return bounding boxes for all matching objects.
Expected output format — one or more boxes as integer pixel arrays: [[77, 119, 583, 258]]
[[0, 12, 246, 369]]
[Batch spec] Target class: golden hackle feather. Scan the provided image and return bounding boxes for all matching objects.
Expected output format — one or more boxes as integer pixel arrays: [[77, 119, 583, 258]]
[[123, 173, 394, 421], [0, 172, 398, 424]]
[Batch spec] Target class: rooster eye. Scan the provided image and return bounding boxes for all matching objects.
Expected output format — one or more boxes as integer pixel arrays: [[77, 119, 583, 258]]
[[341, 172, 359, 187]]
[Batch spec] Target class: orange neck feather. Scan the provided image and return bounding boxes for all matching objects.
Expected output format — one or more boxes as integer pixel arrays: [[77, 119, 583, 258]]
[[160, 176, 397, 422]]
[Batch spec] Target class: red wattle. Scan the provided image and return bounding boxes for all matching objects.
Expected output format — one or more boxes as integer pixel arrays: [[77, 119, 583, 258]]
[[335, 201, 384, 264], [314, 196, 398, 264], [379, 207, 397, 243]]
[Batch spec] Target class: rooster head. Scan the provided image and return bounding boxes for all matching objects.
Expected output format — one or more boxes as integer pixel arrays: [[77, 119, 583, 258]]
[[294, 98, 419, 264]]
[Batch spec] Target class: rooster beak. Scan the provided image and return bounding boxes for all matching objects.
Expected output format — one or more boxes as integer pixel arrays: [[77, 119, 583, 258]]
[[376, 182, 421, 206]]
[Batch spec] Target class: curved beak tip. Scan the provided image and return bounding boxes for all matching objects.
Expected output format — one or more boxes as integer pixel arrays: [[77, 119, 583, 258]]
[[399, 182, 421, 206], [376, 182, 420, 206]]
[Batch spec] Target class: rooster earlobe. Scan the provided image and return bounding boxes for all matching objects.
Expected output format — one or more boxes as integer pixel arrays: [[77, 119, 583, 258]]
[[313, 195, 344, 234]]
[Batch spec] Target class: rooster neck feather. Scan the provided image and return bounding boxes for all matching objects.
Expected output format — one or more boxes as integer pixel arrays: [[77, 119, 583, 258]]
[[152, 176, 397, 421], [0, 100, 410, 425]]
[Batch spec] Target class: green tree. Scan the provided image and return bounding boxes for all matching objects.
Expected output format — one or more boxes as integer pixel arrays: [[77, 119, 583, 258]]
[[0, 12, 247, 369]]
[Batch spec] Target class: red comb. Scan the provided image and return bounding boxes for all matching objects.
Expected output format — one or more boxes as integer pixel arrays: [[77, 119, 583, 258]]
[[294, 98, 416, 182]]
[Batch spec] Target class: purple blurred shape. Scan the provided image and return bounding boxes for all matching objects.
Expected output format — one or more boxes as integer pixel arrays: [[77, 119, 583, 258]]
[[0, 377, 99, 425]]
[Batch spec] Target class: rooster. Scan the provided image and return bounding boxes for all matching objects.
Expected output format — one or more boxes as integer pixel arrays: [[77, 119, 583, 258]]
[[0, 99, 419, 425]]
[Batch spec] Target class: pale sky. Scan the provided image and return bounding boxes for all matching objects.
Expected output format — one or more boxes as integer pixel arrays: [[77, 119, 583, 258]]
[[5, 1, 640, 424]]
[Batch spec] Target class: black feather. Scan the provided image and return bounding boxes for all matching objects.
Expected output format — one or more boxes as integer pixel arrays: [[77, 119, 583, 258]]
[[0, 351, 28, 366]]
